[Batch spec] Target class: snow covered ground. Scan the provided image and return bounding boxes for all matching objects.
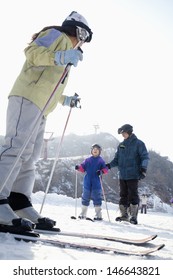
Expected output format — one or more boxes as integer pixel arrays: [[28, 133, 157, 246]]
[[0, 192, 173, 279]]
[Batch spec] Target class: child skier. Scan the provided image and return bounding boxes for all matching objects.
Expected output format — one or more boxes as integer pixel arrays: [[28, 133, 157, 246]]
[[75, 144, 108, 220]]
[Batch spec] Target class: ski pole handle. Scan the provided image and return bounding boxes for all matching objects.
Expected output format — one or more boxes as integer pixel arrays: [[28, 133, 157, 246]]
[[71, 93, 81, 109]]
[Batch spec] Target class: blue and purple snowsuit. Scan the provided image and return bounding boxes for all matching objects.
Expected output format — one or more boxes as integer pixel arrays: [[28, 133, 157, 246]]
[[78, 156, 108, 206]]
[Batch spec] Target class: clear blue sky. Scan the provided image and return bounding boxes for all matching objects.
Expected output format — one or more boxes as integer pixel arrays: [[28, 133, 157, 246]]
[[1, 0, 173, 161]]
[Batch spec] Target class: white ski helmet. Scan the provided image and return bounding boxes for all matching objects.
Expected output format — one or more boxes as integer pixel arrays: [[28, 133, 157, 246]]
[[62, 11, 92, 42]]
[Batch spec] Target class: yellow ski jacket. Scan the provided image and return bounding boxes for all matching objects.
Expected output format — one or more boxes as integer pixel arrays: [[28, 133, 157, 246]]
[[9, 29, 73, 116]]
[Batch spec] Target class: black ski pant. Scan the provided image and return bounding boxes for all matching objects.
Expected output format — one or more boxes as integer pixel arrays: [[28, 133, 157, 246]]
[[119, 179, 139, 206], [141, 204, 147, 214]]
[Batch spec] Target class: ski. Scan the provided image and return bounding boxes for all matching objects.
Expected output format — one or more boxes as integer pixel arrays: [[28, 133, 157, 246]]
[[0, 224, 39, 237], [35, 228, 158, 245], [2, 231, 165, 256]]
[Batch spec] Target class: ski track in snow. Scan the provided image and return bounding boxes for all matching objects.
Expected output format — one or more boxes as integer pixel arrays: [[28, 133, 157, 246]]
[[0, 191, 173, 260]]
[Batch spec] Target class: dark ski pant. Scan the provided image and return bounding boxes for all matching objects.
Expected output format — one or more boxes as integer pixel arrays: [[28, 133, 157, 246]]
[[119, 179, 139, 206], [141, 204, 147, 214]]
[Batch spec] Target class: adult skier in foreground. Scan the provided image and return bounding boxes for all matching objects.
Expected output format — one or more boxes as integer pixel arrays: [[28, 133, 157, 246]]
[[106, 124, 149, 224], [0, 11, 93, 232]]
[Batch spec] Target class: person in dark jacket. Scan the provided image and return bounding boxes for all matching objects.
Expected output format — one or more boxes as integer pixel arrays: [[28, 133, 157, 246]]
[[106, 124, 149, 224], [75, 144, 108, 220]]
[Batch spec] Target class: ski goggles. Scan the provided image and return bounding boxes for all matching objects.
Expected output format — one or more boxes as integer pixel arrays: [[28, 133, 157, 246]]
[[76, 26, 90, 42]]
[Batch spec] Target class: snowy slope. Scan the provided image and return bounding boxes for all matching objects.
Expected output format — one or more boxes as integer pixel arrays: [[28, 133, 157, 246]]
[[0, 191, 172, 261]]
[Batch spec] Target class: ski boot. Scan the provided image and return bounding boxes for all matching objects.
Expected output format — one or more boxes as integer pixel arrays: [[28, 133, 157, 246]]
[[129, 204, 138, 225], [8, 192, 56, 230], [94, 206, 103, 221], [115, 204, 129, 222], [78, 205, 88, 219], [0, 200, 35, 232]]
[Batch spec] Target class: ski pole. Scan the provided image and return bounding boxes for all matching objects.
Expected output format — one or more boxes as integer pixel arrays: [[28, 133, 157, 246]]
[[71, 170, 78, 219], [74, 170, 78, 218], [0, 41, 83, 193], [40, 93, 81, 214], [39, 103, 74, 214], [99, 175, 111, 222]]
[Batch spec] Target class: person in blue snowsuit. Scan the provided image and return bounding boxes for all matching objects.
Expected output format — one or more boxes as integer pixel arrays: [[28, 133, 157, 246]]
[[106, 124, 149, 225], [75, 144, 108, 220]]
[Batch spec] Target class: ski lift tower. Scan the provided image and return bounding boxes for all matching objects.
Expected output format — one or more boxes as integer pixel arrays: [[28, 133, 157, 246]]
[[93, 124, 100, 134], [43, 132, 54, 160]]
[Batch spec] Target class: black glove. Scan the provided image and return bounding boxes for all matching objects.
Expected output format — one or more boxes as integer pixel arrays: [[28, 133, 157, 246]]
[[63, 93, 81, 108], [106, 163, 111, 169], [139, 167, 147, 179], [96, 170, 102, 176], [75, 165, 79, 170], [70, 96, 81, 108]]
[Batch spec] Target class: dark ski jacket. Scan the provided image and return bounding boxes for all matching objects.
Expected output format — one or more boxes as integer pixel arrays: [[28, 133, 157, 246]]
[[109, 134, 149, 180]]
